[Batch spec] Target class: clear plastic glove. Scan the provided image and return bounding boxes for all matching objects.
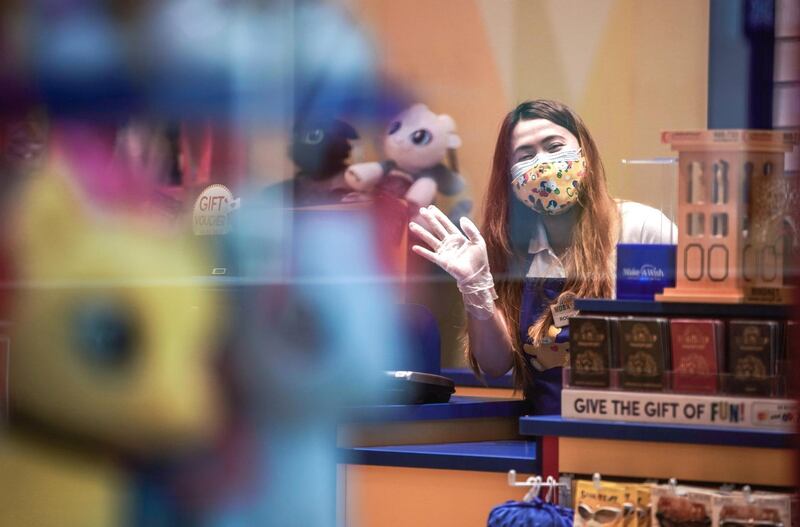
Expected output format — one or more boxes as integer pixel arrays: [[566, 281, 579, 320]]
[[409, 205, 498, 320]]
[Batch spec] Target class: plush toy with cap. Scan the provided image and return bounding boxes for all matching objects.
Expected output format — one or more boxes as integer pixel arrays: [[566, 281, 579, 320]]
[[344, 103, 468, 214]]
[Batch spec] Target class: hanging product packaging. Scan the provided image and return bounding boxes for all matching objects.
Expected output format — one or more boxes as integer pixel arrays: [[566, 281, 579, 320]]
[[623, 485, 639, 527], [574, 479, 629, 527], [619, 484, 655, 527], [651, 485, 713, 527], [636, 486, 653, 527], [713, 491, 792, 527]]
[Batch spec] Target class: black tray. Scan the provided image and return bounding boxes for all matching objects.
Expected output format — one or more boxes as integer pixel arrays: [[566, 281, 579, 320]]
[[382, 371, 455, 404]]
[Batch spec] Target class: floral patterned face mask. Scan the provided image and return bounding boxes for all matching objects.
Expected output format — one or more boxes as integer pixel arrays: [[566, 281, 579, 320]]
[[510, 149, 586, 215]]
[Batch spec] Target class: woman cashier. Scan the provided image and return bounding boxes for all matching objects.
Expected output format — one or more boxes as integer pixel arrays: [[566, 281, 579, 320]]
[[409, 99, 676, 414]]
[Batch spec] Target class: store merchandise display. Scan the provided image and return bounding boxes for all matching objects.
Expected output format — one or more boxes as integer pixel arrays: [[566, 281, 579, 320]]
[[344, 103, 471, 219], [569, 315, 616, 389], [573, 478, 628, 527], [564, 312, 795, 429], [569, 316, 788, 397], [489, 473, 574, 527], [569, 478, 795, 527], [669, 319, 724, 394], [562, 129, 799, 430], [651, 483, 794, 527], [725, 320, 782, 397], [657, 130, 797, 305], [491, 474, 796, 527], [617, 317, 671, 392]]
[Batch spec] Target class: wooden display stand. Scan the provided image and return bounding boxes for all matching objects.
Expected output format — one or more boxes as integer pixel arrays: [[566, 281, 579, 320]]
[[657, 130, 798, 304]]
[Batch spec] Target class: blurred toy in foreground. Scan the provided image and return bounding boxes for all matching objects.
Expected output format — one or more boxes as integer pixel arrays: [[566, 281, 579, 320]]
[[345, 103, 471, 218], [0, 110, 48, 202], [191, 188, 405, 526], [0, 164, 221, 526]]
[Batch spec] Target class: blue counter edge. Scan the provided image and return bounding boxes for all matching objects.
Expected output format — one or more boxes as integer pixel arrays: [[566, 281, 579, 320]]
[[442, 368, 514, 389], [342, 396, 527, 423], [519, 415, 797, 449], [574, 299, 789, 318], [338, 440, 538, 473]]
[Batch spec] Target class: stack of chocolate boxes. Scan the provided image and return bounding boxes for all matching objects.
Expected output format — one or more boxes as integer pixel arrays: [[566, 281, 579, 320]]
[[569, 316, 789, 396]]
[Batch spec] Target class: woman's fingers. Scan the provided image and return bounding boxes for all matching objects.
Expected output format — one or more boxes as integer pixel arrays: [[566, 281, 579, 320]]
[[426, 205, 460, 235], [411, 244, 443, 267], [459, 216, 483, 244], [409, 221, 441, 251], [418, 207, 449, 239]]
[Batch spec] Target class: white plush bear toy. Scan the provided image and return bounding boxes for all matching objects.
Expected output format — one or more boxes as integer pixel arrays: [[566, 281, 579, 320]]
[[344, 103, 465, 211]]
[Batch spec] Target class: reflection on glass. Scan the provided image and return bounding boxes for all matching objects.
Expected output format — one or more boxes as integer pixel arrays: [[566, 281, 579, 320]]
[[711, 160, 728, 204], [712, 213, 728, 237], [743, 162, 754, 235], [688, 161, 705, 204], [687, 212, 705, 237]]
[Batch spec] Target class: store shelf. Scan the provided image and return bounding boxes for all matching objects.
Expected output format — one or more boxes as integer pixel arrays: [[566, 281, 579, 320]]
[[521, 415, 797, 486], [519, 415, 796, 449], [574, 299, 789, 318], [339, 440, 538, 473]]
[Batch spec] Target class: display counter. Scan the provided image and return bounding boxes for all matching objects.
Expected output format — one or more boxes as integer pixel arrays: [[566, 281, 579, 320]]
[[520, 415, 798, 487], [337, 396, 536, 527], [340, 440, 536, 473], [338, 395, 526, 447], [547, 297, 799, 488]]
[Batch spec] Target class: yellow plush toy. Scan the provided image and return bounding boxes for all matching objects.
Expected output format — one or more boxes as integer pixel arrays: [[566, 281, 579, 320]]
[[0, 164, 221, 526]]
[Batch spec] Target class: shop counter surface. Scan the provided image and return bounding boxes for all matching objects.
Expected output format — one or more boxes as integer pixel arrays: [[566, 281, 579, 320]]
[[338, 396, 527, 448], [342, 395, 526, 423], [339, 439, 538, 473], [519, 415, 796, 449]]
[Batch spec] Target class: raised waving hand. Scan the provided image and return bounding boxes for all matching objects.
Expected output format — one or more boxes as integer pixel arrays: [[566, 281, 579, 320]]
[[409, 205, 497, 320]]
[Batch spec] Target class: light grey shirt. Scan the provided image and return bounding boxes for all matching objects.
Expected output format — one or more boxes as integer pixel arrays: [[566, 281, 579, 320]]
[[526, 200, 677, 279]]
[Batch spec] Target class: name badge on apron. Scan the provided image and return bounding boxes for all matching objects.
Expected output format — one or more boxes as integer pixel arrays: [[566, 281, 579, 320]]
[[550, 292, 579, 328]]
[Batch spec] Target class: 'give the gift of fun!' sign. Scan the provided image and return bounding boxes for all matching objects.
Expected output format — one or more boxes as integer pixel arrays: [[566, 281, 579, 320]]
[[562, 388, 797, 430]]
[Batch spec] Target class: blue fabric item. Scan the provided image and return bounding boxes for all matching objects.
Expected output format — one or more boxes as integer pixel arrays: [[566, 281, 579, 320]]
[[487, 497, 574, 527], [395, 303, 441, 375], [519, 278, 567, 415]]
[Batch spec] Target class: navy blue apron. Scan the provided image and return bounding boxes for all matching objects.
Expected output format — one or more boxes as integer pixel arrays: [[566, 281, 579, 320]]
[[519, 277, 569, 415]]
